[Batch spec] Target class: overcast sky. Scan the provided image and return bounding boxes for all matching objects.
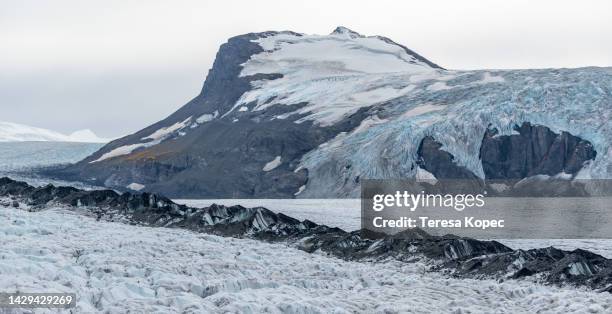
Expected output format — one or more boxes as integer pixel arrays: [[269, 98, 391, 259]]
[[1, 0, 611, 138]]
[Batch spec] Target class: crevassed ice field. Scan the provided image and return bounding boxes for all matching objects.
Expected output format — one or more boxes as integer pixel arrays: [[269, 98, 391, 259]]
[[2, 142, 612, 313]]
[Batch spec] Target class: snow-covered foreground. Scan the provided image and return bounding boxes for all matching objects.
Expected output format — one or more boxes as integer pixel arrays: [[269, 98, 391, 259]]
[[2, 206, 612, 313]]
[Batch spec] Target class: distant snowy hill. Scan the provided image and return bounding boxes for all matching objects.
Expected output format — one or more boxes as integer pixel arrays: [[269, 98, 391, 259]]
[[0, 122, 109, 143], [52, 27, 612, 198]]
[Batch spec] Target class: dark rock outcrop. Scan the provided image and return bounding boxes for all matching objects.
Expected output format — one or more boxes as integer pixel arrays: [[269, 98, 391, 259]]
[[480, 122, 596, 180], [2, 176, 612, 292], [418, 123, 597, 182], [417, 136, 480, 180], [416, 124, 597, 196]]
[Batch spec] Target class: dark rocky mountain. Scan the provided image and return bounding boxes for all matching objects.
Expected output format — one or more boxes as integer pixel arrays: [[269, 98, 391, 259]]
[[47, 27, 611, 198]]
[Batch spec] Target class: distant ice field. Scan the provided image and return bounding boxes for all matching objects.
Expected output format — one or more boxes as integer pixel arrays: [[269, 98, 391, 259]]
[[0, 141, 104, 189], [0, 141, 103, 172]]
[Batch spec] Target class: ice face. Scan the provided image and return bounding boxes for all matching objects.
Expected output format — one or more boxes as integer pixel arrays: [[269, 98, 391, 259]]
[[294, 68, 612, 197]]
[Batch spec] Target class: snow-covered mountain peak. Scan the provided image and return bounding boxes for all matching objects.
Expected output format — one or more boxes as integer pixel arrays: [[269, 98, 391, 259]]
[[230, 29, 444, 125], [68, 129, 109, 143], [247, 30, 439, 75], [0, 121, 109, 143], [330, 26, 363, 38]]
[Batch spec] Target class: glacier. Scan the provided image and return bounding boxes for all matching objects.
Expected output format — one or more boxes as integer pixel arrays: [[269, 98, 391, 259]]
[[293, 68, 612, 197], [3, 204, 612, 313]]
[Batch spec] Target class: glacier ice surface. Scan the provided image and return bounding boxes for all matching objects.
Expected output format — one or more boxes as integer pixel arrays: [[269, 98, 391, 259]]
[[2, 205, 612, 313]]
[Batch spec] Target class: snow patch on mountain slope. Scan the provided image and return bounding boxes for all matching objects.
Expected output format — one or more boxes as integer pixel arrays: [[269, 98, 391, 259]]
[[2, 205, 612, 313], [91, 117, 192, 163], [196, 110, 219, 124], [232, 30, 442, 126], [249, 30, 434, 74], [0, 122, 109, 143], [91, 143, 147, 163], [294, 185, 306, 196], [142, 117, 191, 141], [263, 156, 282, 171]]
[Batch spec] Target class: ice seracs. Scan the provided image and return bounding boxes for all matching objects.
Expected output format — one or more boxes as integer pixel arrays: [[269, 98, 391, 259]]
[[297, 67, 612, 197]]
